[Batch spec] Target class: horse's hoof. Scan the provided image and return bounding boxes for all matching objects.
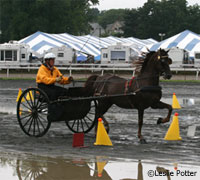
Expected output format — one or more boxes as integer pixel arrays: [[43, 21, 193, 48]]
[[140, 139, 147, 144], [157, 117, 162, 124]]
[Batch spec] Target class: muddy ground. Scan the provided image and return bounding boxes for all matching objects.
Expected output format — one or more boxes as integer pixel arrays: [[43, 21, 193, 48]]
[[0, 79, 200, 167]]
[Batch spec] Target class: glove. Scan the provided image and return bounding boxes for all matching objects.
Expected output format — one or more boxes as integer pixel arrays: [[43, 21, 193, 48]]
[[68, 76, 74, 82], [55, 76, 62, 82]]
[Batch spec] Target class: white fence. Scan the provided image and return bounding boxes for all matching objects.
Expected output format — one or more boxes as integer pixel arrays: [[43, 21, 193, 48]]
[[0, 63, 200, 79]]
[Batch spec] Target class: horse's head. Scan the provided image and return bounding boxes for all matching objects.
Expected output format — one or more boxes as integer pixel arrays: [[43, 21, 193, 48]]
[[155, 49, 172, 79]]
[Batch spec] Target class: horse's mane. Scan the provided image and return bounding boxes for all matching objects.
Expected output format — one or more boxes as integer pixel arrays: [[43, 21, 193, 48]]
[[133, 51, 156, 76]]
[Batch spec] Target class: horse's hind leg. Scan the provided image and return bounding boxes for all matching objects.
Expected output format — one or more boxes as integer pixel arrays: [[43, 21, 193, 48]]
[[151, 101, 173, 124], [138, 109, 147, 144]]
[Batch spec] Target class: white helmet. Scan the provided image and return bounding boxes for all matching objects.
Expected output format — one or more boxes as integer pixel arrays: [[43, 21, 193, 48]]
[[44, 52, 56, 60]]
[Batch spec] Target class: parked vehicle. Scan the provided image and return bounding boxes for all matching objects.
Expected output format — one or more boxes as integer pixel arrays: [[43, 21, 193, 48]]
[[194, 51, 200, 64], [44, 45, 77, 65], [101, 42, 140, 63], [0, 41, 31, 64], [168, 47, 191, 65]]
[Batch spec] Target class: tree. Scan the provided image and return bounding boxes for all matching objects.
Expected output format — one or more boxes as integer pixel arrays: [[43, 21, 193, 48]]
[[123, 0, 200, 40], [98, 9, 127, 29], [0, 0, 99, 43]]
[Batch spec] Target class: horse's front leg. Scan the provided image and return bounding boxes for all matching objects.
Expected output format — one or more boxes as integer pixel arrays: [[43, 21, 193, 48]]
[[151, 101, 173, 124], [95, 101, 112, 133], [138, 109, 146, 144]]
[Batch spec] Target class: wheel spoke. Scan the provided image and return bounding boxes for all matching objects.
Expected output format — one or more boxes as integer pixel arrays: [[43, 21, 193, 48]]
[[37, 113, 48, 123], [77, 119, 79, 132], [22, 115, 33, 128], [80, 119, 84, 132], [35, 93, 41, 107], [70, 119, 76, 129], [85, 115, 93, 122], [37, 116, 46, 131], [27, 117, 34, 134], [20, 110, 31, 114], [82, 117, 90, 128], [20, 102, 32, 111], [33, 118, 36, 136], [35, 117, 41, 135], [28, 91, 34, 107], [19, 112, 32, 120], [24, 96, 33, 110]]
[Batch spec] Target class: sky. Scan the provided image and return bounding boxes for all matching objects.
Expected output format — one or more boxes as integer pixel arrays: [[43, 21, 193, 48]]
[[92, 0, 200, 11]]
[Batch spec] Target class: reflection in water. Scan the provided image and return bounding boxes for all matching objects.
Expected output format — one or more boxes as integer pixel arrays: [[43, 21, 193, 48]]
[[0, 97, 16, 114], [183, 98, 195, 106], [0, 105, 16, 114], [15, 157, 109, 180], [162, 97, 198, 106], [0, 154, 200, 180], [156, 166, 171, 180]]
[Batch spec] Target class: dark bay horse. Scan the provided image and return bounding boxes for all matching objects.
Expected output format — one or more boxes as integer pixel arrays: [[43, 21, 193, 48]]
[[84, 49, 173, 143]]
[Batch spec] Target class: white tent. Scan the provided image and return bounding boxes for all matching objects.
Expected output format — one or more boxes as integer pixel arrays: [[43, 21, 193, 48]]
[[147, 30, 200, 57], [18, 31, 157, 58]]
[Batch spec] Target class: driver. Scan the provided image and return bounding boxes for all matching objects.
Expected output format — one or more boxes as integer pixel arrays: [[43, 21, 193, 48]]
[[36, 52, 73, 100]]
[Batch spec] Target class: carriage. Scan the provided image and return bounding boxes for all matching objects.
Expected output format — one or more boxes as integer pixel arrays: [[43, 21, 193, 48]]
[[16, 85, 131, 137], [16, 86, 100, 137]]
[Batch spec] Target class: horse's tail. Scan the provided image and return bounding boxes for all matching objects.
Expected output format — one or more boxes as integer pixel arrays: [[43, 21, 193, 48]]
[[84, 74, 99, 96]]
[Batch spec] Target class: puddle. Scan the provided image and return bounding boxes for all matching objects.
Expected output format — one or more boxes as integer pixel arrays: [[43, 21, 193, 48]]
[[0, 153, 199, 180], [162, 97, 200, 106], [0, 89, 18, 114], [0, 104, 16, 114]]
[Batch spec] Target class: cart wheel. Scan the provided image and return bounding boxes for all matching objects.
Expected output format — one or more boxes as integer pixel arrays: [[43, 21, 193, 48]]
[[65, 100, 97, 133], [16, 88, 51, 137], [16, 159, 48, 180]]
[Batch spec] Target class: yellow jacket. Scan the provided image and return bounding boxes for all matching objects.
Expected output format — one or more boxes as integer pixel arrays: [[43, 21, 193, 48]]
[[36, 64, 71, 85]]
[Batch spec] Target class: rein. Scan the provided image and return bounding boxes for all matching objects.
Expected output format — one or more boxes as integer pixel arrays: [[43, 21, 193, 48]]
[[74, 74, 161, 84]]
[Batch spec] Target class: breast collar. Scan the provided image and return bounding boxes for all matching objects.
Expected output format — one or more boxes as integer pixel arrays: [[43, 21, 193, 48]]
[[124, 77, 135, 94]]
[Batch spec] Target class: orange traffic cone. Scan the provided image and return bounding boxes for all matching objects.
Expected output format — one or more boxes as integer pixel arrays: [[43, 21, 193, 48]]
[[96, 156, 108, 177], [19, 108, 22, 116], [172, 93, 181, 109], [174, 163, 178, 170], [26, 90, 34, 101], [16, 88, 25, 102], [94, 118, 113, 146], [164, 113, 182, 140]]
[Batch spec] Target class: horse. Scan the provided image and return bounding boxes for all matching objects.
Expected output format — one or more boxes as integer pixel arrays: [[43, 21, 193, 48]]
[[84, 49, 173, 143]]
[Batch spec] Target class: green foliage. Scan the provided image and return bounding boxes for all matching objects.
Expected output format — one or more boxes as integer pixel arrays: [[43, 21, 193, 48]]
[[1, 0, 200, 43], [98, 9, 128, 29], [123, 0, 200, 40], [0, 0, 99, 42], [87, 8, 100, 23]]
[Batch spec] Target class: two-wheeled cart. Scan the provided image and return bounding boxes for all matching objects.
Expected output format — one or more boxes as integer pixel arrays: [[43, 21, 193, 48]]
[[16, 87, 99, 137]]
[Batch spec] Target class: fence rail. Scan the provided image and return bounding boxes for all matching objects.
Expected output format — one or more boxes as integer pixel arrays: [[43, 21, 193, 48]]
[[0, 63, 200, 79]]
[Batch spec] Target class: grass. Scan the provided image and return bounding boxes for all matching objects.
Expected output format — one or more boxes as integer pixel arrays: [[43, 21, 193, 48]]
[[0, 77, 35, 80]]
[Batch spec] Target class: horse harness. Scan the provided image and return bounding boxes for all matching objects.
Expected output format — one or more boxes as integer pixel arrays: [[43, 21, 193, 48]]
[[94, 75, 114, 96], [124, 76, 140, 95]]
